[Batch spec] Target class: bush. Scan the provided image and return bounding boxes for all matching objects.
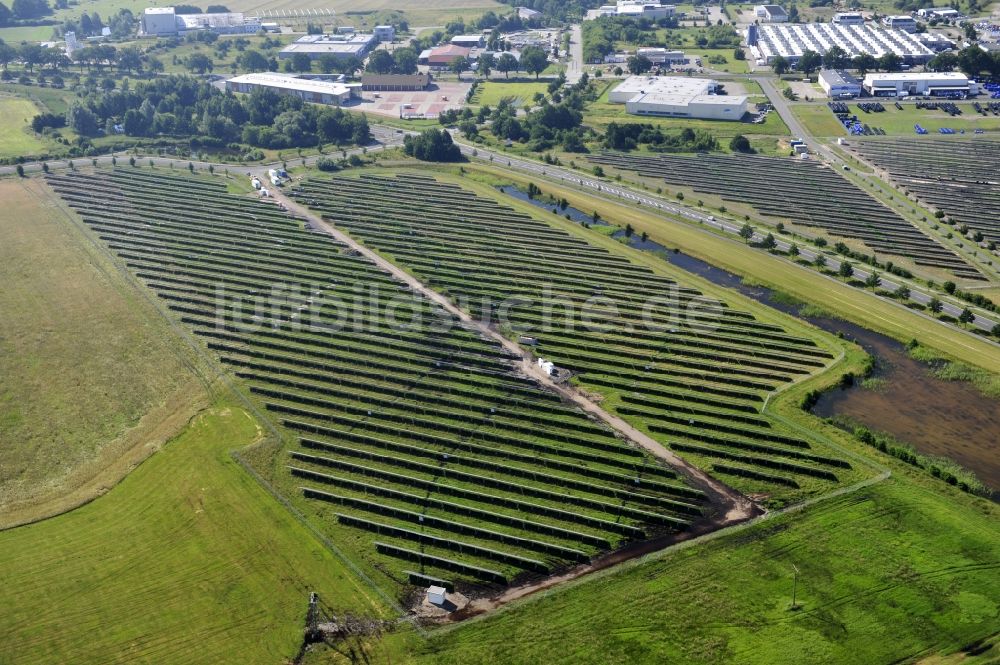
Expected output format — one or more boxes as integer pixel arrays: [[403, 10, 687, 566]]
[[316, 158, 340, 172], [402, 129, 462, 162]]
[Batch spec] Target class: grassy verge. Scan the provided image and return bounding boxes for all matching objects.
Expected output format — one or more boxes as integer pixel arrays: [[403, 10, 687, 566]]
[[0, 178, 206, 527], [0, 403, 392, 665], [0, 96, 56, 159]]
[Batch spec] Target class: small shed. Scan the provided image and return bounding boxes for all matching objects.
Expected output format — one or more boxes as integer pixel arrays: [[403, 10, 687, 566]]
[[427, 585, 447, 605]]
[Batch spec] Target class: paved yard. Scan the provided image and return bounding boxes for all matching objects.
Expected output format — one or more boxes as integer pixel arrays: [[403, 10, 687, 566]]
[[350, 81, 471, 119]]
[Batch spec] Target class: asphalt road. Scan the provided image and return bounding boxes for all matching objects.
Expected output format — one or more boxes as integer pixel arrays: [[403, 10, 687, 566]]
[[454, 137, 999, 334], [565, 24, 584, 86]]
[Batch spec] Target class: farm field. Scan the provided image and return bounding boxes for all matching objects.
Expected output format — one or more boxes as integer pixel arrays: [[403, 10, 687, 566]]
[[468, 80, 550, 108], [289, 170, 868, 504], [848, 138, 1000, 246], [587, 151, 985, 280], [584, 83, 790, 138], [388, 477, 1000, 664], [0, 97, 57, 160], [0, 403, 391, 665], [45, 167, 716, 597], [0, 178, 202, 527], [796, 101, 1000, 137]]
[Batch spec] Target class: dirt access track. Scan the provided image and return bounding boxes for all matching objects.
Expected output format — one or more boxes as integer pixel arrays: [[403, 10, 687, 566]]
[[266, 181, 764, 615]]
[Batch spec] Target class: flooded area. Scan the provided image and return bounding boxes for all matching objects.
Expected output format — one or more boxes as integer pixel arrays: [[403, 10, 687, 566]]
[[500, 185, 1000, 498]]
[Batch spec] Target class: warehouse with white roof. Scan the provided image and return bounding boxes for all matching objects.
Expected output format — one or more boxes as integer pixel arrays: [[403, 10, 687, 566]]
[[862, 72, 976, 97], [226, 73, 360, 105], [609, 76, 748, 120], [746, 23, 935, 65]]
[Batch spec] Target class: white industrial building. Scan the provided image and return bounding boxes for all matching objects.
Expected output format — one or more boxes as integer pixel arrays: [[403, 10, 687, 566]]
[[587, 0, 676, 20], [916, 7, 960, 19], [517, 6, 542, 20], [279, 33, 378, 61], [226, 73, 360, 104], [832, 12, 865, 26], [747, 23, 934, 65], [141, 6, 260, 36], [609, 76, 748, 120], [754, 4, 789, 22], [882, 15, 918, 33], [863, 72, 976, 97], [635, 47, 688, 65], [373, 25, 395, 42], [818, 69, 862, 97]]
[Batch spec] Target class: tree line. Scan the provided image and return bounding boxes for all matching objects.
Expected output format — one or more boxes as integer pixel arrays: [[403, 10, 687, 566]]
[[32, 74, 370, 156]]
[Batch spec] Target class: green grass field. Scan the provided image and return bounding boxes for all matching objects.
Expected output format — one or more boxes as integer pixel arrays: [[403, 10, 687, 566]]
[[468, 80, 550, 107], [0, 178, 203, 526], [795, 101, 1000, 137], [0, 403, 393, 665], [0, 97, 56, 159], [685, 48, 750, 74]]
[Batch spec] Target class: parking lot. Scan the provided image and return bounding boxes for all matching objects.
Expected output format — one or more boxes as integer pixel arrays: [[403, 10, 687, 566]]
[[351, 81, 471, 119]]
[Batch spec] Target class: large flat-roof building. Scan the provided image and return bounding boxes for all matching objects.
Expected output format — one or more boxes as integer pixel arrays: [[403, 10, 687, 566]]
[[883, 15, 918, 32], [609, 76, 748, 120], [635, 47, 688, 65], [819, 69, 862, 97], [279, 33, 378, 61], [754, 4, 789, 22], [141, 7, 260, 36], [361, 73, 431, 91], [226, 72, 360, 104], [863, 72, 975, 97], [587, 1, 676, 20], [917, 7, 960, 19], [425, 44, 472, 68], [142, 7, 179, 35], [747, 23, 934, 65], [451, 34, 485, 48], [832, 12, 865, 26]]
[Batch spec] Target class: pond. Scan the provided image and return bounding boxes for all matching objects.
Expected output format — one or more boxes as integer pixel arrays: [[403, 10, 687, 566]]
[[500, 184, 1000, 499]]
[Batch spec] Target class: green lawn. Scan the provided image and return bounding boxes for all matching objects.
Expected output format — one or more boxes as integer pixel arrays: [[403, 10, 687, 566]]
[[686, 48, 750, 74], [795, 101, 1000, 137], [0, 403, 393, 665], [469, 80, 550, 107], [391, 477, 1000, 664], [0, 178, 202, 525], [0, 97, 56, 159], [792, 103, 848, 137]]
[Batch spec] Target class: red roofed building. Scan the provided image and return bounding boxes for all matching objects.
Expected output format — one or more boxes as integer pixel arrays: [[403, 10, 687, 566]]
[[425, 44, 472, 68]]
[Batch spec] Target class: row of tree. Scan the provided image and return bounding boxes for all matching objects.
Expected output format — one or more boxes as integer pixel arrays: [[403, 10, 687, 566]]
[[772, 44, 1000, 78], [46, 74, 370, 152], [0, 0, 51, 24]]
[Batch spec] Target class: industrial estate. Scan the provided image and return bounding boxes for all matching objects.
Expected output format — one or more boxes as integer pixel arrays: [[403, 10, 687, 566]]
[[1, 0, 999, 663]]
